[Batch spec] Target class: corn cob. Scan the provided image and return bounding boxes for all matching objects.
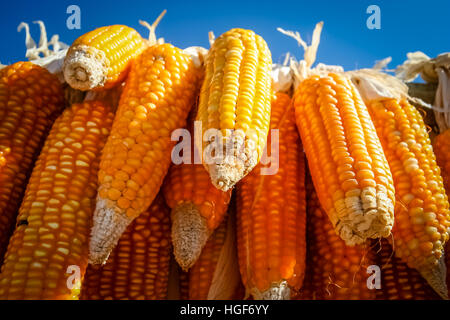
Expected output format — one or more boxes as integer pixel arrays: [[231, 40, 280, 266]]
[[433, 124, 450, 298], [434, 128, 450, 193], [447, 243, 450, 296], [163, 123, 232, 270], [375, 239, 441, 300], [187, 211, 241, 299], [366, 98, 450, 299], [292, 73, 395, 245], [89, 43, 201, 265], [296, 173, 376, 300], [195, 28, 272, 191], [0, 61, 65, 264], [63, 25, 145, 91], [236, 92, 306, 300], [0, 100, 113, 299], [80, 193, 171, 300]]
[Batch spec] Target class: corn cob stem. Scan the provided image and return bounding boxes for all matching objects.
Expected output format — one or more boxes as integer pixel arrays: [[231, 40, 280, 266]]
[[171, 202, 211, 271], [63, 24, 146, 91]]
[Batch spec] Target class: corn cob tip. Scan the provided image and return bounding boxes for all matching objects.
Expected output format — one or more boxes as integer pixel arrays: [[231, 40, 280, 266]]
[[417, 256, 449, 300], [250, 281, 290, 300], [63, 45, 108, 91], [207, 152, 254, 192], [172, 202, 211, 271], [334, 188, 394, 246], [88, 196, 133, 265]]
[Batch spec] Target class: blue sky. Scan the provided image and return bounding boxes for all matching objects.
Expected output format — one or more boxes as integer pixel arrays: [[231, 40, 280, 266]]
[[1, 0, 449, 75]]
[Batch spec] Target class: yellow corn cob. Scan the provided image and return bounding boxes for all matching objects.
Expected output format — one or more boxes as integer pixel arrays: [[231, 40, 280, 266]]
[[375, 239, 441, 300], [366, 98, 450, 299], [292, 73, 395, 245], [195, 28, 272, 191], [80, 193, 171, 300], [163, 124, 232, 270], [0, 100, 113, 299], [0, 61, 65, 264], [236, 92, 306, 300], [295, 174, 376, 300], [89, 43, 201, 265], [63, 25, 145, 91]]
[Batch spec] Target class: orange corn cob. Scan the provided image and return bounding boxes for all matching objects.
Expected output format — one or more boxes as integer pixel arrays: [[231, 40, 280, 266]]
[[80, 193, 171, 300], [433, 129, 450, 297], [296, 174, 376, 300], [163, 122, 232, 270], [375, 239, 441, 300], [0, 100, 113, 299], [447, 243, 450, 295], [0, 61, 64, 264], [366, 98, 450, 299], [292, 73, 395, 245], [236, 92, 306, 300], [63, 25, 145, 91], [195, 28, 272, 191], [89, 43, 201, 265], [434, 128, 450, 193]]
